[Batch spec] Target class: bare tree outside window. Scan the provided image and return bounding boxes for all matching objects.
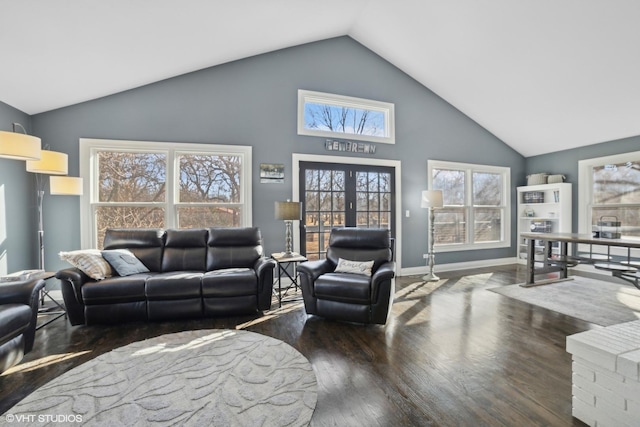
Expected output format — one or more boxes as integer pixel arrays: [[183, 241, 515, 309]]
[[93, 150, 244, 248], [304, 102, 385, 137], [96, 151, 167, 245], [177, 154, 242, 228]]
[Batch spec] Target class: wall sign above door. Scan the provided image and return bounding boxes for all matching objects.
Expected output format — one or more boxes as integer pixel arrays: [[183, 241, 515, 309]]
[[325, 139, 376, 155]]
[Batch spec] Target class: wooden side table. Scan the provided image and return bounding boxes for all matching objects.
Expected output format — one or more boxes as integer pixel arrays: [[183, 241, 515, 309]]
[[271, 252, 307, 307]]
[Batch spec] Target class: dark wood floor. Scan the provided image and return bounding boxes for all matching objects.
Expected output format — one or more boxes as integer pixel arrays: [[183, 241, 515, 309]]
[[1, 264, 593, 426]]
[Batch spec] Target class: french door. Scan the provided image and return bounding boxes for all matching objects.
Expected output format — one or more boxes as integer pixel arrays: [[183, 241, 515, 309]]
[[299, 162, 395, 260]]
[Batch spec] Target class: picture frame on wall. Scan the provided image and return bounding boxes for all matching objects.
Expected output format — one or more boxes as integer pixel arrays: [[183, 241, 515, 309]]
[[260, 163, 285, 184]]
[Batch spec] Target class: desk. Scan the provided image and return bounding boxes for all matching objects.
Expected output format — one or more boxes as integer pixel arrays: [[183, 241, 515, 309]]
[[271, 252, 307, 307], [521, 232, 640, 286]]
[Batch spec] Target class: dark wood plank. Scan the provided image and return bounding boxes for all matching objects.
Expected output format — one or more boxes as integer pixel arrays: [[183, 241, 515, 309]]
[[0, 264, 592, 426]]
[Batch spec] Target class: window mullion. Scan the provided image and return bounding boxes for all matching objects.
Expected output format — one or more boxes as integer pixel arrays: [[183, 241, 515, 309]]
[[166, 148, 176, 229], [467, 168, 474, 245]]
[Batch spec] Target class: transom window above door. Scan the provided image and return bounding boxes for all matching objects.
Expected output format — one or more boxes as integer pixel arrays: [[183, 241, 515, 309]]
[[297, 90, 395, 144]]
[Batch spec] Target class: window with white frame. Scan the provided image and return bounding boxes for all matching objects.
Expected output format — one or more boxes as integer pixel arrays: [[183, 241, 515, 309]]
[[428, 160, 510, 252], [79, 139, 252, 249], [578, 151, 640, 240], [297, 90, 395, 144]]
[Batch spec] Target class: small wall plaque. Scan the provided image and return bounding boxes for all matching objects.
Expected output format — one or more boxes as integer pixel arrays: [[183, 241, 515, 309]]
[[325, 139, 376, 155]]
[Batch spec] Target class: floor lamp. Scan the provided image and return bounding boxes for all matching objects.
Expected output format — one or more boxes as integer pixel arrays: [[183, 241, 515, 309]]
[[27, 150, 70, 271], [421, 190, 443, 282], [275, 200, 301, 256], [0, 123, 41, 160], [27, 163, 83, 315]]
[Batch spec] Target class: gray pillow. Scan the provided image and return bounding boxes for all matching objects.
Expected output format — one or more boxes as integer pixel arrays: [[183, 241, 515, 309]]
[[101, 249, 150, 276]]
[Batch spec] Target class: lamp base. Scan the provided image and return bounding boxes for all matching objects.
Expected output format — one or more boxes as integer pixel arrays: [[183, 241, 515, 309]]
[[422, 272, 440, 282]]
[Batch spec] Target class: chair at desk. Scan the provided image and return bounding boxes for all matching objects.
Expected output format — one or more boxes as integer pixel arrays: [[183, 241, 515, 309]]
[[594, 262, 640, 290]]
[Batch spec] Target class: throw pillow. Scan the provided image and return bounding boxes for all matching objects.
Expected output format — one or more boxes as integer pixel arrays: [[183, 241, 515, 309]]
[[101, 249, 150, 276], [335, 258, 374, 276], [59, 249, 113, 280]]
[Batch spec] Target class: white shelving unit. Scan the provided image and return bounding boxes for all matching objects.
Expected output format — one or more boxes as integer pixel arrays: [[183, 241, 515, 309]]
[[517, 182, 572, 263]]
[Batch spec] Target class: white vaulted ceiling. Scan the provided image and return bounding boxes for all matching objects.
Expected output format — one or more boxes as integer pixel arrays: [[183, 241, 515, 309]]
[[2, 0, 640, 157]]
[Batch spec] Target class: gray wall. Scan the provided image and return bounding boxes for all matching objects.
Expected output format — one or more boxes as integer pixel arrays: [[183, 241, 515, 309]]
[[525, 136, 640, 232], [0, 102, 36, 275], [24, 36, 526, 272]]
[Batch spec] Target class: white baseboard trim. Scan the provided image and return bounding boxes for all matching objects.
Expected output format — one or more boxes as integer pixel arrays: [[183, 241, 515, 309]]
[[399, 257, 519, 277]]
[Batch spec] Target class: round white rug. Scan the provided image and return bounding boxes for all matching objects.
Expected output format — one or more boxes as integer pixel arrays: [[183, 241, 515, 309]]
[[9, 329, 317, 426]]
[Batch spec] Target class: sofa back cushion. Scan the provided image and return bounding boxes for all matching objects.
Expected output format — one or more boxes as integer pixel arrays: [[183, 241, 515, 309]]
[[162, 229, 208, 272], [207, 227, 263, 270], [326, 228, 392, 272], [103, 229, 165, 272]]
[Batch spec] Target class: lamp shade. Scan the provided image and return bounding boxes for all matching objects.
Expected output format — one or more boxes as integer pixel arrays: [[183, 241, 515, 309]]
[[275, 201, 301, 220], [26, 150, 68, 175], [50, 176, 83, 195], [0, 130, 42, 161], [421, 190, 443, 208]]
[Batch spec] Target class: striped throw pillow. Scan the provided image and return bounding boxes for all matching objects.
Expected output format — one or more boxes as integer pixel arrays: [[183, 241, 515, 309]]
[[59, 249, 113, 280]]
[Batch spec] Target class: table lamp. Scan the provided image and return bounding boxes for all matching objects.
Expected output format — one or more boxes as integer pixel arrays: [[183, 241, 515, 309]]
[[275, 200, 301, 256]]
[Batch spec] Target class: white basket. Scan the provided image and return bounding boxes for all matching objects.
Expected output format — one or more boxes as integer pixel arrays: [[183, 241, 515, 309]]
[[547, 174, 565, 184], [526, 173, 548, 185]]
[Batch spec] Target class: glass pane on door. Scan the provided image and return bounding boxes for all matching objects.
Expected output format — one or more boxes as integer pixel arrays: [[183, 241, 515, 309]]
[[355, 171, 392, 229], [303, 168, 346, 260]]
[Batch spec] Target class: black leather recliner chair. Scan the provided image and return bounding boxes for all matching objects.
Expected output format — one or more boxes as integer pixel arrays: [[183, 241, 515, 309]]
[[0, 278, 45, 373], [297, 228, 395, 325]]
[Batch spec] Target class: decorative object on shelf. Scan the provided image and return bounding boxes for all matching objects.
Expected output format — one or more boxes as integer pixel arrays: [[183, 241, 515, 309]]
[[530, 220, 552, 233], [275, 200, 302, 256], [547, 174, 566, 184], [595, 216, 621, 239], [523, 191, 544, 203], [524, 208, 535, 217], [421, 189, 443, 282], [526, 173, 548, 185], [0, 123, 41, 160]]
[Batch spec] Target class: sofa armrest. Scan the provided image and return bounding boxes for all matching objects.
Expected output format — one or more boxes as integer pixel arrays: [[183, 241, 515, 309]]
[[55, 268, 89, 300], [254, 257, 277, 280], [371, 261, 395, 301], [296, 259, 335, 284], [0, 278, 45, 306], [55, 267, 90, 325], [254, 257, 277, 311], [0, 278, 45, 353], [296, 259, 334, 316]]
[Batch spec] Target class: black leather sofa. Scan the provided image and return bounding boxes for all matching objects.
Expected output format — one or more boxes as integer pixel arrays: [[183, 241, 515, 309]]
[[0, 278, 45, 373], [56, 227, 276, 326], [297, 227, 395, 325]]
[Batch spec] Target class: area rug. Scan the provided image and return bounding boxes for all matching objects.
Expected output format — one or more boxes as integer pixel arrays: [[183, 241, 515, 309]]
[[488, 276, 640, 326], [8, 329, 317, 426]]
